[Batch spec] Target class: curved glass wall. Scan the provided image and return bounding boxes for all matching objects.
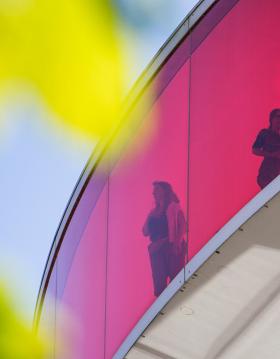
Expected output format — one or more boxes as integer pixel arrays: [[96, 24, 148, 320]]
[[104, 60, 189, 357], [37, 0, 280, 357], [188, 0, 280, 257]]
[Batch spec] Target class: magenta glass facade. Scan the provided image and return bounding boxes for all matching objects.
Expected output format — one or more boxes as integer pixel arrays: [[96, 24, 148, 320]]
[[188, 0, 280, 257], [57, 180, 108, 358], [37, 0, 280, 357], [104, 62, 189, 358]]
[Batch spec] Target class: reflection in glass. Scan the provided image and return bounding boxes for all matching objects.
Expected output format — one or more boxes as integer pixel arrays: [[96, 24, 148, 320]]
[[143, 181, 186, 297], [252, 109, 280, 189]]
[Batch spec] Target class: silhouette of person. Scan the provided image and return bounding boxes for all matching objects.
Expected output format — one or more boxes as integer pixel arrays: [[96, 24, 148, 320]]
[[143, 181, 186, 297], [253, 109, 280, 189]]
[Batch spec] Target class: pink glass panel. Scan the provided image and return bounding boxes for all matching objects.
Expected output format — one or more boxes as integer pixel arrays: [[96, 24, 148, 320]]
[[55, 178, 108, 359], [105, 62, 190, 358], [188, 0, 280, 258]]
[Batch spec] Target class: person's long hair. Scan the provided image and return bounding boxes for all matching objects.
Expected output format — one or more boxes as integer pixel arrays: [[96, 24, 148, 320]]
[[153, 181, 179, 212]]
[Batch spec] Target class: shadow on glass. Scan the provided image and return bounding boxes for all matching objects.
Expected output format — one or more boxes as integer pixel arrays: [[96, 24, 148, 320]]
[[143, 181, 187, 297], [252, 109, 280, 189]]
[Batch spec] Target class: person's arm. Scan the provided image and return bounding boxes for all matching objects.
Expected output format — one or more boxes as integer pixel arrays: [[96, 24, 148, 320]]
[[142, 216, 150, 236], [166, 203, 177, 244], [178, 209, 186, 237], [167, 203, 187, 255], [142, 209, 155, 236], [252, 129, 265, 156], [252, 129, 280, 158], [252, 147, 280, 158]]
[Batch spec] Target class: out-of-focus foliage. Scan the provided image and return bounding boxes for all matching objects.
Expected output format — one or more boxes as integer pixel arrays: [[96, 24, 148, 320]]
[[0, 0, 127, 141], [0, 286, 47, 359]]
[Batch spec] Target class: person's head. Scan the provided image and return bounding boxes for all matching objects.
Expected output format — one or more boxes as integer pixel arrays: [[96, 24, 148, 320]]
[[269, 109, 280, 133], [152, 181, 179, 209]]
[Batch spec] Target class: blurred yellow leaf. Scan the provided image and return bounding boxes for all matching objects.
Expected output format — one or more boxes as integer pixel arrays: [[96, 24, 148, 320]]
[[0, 0, 126, 141], [0, 286, 47, 359]]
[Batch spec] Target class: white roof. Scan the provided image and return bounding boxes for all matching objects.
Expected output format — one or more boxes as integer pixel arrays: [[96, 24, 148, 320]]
[[127, 192, 280, 358]]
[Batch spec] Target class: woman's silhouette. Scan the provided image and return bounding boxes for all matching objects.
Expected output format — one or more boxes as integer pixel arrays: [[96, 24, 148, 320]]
[[253, 109, 280, 189], [143, 181, 186, 297]]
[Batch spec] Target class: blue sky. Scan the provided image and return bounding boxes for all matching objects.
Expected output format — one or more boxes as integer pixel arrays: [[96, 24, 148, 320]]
[[0, 0, 199, 322]]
